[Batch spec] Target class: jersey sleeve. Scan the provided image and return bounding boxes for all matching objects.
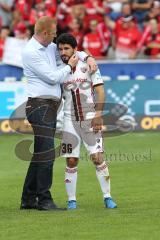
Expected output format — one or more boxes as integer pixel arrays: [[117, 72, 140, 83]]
[[91, 68, 104, 86]]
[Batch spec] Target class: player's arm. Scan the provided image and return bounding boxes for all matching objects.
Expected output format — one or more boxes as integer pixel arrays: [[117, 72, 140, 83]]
[[94, 84, 105, 115], [91, 84, 105, 133], [90, 67, 105, 132]]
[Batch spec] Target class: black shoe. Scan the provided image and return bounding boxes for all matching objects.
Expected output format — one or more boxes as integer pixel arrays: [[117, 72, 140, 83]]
[[20, 201, 38, 210], [37, 201, 67, 211]]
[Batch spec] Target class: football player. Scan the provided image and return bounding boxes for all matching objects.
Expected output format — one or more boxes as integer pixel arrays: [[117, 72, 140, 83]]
[[57, 33, 117, 210]]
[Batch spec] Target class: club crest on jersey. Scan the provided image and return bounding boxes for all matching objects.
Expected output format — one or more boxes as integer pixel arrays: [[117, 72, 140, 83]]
[[80, 67, 87, 73]]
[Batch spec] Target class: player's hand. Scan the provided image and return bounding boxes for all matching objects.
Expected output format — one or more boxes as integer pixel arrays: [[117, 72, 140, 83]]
[[86, 56, 98, 73], [91, 114, 104, 133], [68, 54, 78, 69]]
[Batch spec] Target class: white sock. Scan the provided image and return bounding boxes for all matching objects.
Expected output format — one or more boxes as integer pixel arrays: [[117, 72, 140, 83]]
[[65, 166, 77, 201], [95, 161, 111, 199]]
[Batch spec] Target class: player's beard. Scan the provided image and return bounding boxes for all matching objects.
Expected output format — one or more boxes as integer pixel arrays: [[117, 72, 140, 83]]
[[61, 55, 70, 64]]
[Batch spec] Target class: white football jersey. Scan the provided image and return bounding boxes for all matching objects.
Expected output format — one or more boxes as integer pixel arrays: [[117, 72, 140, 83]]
[[62, 60, 104, 120]]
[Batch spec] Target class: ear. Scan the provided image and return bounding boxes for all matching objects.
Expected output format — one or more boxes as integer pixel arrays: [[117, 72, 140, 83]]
[[74, 47, 78, 53], [43, 31, 47, 36]]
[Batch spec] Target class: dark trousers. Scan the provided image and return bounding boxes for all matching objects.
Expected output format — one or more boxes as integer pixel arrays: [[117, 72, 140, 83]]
[[21, 97, 60, 205]]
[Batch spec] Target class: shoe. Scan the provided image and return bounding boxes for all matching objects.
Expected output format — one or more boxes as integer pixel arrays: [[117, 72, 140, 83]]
[[37, 201, 67, 211], [68, 200, 77, 210], [20, 201, 38, 210], [104, 197, 117, 209]]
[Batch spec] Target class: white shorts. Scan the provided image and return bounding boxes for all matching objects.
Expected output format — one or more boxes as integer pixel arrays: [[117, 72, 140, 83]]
[[61, 118, 104, 158]]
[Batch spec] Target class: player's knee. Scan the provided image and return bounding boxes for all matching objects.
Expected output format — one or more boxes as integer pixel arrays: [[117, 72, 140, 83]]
[[67, 157, 78, 168], [91, 152, 104, 165]]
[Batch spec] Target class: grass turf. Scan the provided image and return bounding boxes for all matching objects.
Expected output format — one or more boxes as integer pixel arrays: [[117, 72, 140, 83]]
[[0, 132, 159, 240]]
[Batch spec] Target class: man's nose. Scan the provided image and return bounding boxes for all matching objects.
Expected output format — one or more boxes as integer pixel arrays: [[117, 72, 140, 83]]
[[62, 50, 66, 55]]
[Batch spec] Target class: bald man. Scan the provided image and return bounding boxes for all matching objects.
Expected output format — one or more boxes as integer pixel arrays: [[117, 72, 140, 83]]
[[21, 16, 97, 211]]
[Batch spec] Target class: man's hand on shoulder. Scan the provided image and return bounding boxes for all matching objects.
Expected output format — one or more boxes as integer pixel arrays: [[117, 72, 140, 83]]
[[86, 56, 98, 74]]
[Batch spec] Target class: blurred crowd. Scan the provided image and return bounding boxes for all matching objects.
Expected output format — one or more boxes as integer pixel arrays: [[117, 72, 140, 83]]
[[1, 0, 160, 61]]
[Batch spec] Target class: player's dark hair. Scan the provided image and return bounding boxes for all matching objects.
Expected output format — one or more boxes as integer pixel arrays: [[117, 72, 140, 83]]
[[56, 33, 77, 48]]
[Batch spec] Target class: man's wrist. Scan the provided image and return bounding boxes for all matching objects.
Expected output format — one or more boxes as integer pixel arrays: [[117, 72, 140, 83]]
[[85, 55, 94, 62], [67, 64, 72, 72]]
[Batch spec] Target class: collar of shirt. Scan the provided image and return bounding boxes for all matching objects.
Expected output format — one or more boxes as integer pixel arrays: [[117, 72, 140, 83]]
[[31, 36, 47, 51]]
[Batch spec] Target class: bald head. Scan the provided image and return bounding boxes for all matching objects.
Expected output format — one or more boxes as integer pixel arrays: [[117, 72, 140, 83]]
[[34, 16, 56, 35], [34, 16, 57, 46]]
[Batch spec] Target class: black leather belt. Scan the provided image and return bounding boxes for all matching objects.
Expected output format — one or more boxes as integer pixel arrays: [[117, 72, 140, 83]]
[[28, 97, 60, 108], [28, 97, 60, 103]]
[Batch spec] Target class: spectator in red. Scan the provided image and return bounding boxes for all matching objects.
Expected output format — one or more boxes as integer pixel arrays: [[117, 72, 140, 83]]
[[137, 18, 160, 59], [84, 0, 105, 23], [143, 19, 160, 58], [112, 15, 142, 59], [57, 0, 75, 31], [11, 10, 24, 32], [45, 0, 56, 17], [83, 19, 103, 58], [68, 18, 84, 50], [114, 2, 133, 34], [147, 1, 160, 23], [0, 26, 10, 60], [97, 15, 113, 56], [64, 4, 88, 33], [13, 21, 29, 39], [15, 0, 33, 21], [29, 1, 56, 26], [29, 1, 45, 25]]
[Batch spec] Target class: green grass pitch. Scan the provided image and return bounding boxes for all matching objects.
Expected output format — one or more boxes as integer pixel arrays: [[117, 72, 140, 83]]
[[0, 132, 159, 240]]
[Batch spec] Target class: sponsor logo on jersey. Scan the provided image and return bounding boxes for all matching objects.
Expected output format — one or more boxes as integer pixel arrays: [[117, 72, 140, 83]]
[[64, 78, 87, 86]]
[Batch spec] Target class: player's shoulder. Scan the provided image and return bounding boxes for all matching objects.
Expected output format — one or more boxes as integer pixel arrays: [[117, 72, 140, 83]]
[[77, 59, 87, 67], [91, 68, 104, 85], [77, 60, 88, 73]]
